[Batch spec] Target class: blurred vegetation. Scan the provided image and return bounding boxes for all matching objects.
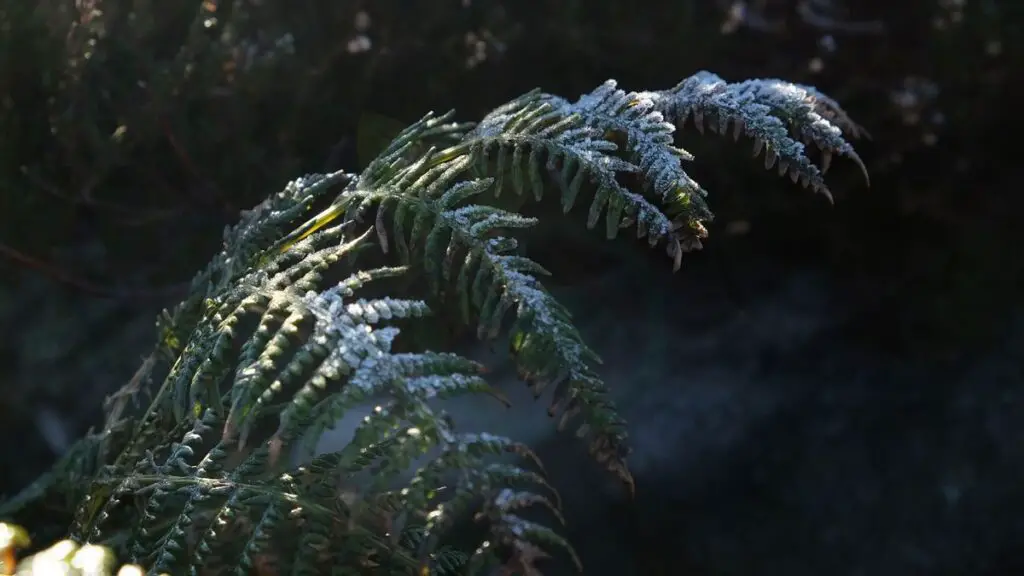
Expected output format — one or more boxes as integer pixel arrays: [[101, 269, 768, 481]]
[[0, 0, 1018, 336], [0, 0, 1021, 570], [1, 521, 158, 575]]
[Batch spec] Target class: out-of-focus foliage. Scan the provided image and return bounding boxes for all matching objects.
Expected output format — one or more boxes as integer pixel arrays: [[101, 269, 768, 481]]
[[0, 522, 160, 575], [1, 0, 1017, 314], [0, 0, 541, 288]]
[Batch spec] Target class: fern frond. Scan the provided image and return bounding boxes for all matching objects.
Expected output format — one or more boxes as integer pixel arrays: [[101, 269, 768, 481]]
[[67, 203, 566, 573], [333, 155, 631, 486], [7, 70, 867, 576], [640, 71, 869, 201], [455, 92, 692, 267]]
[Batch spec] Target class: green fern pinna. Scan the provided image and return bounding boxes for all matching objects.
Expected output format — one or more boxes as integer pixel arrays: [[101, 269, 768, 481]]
[[1, 72, 867, 575]]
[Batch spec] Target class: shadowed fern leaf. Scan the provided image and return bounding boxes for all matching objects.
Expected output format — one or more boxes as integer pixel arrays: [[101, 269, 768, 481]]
[[1, 71, 867, 575]]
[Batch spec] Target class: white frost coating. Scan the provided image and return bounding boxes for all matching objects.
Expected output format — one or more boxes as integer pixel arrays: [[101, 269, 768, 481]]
[[302, 262, 846, 495], [635, 71, 868, 196], [300, 336, 557, 484], [568, 79, 701, 203]]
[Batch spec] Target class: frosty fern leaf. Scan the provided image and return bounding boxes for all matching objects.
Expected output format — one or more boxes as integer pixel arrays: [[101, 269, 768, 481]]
[[0, 71, 867, 575]]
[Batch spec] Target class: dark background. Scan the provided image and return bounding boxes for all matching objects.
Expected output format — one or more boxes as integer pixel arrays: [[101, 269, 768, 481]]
[[0, 1, 1022, 574]]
